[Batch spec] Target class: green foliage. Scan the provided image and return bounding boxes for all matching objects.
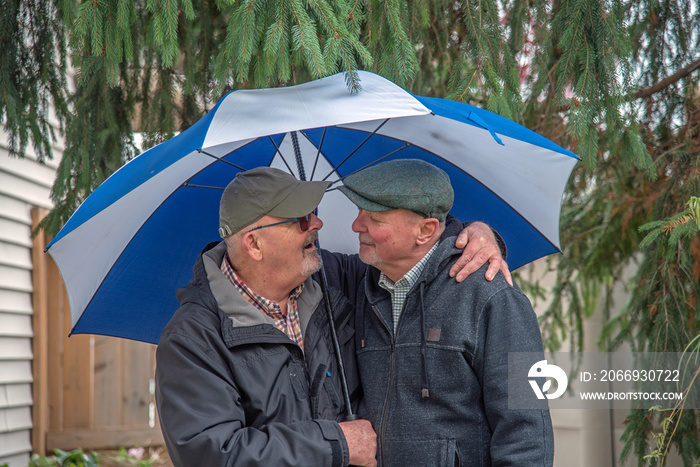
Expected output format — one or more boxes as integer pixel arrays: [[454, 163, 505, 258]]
[[620, 335, 700, 466], [0, 0, 68, 161], [209, 0, 373, 93], [520, 0, 653, 173], [554, 114, 699, 465], [535, 0, 700, 347], [610, 188, 700, 465], [508, 0, 700, 463], [640, 197, 700, 248], [447, 0, 520, 117], [36, 59, 139, 236], [25, 447, 165, 467], [29, 449, 100, 467], [107, 447, 164, 467], [19, 0, 531, 233]]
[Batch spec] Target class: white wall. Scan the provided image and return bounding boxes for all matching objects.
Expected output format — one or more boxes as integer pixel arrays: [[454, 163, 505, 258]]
[[0, 131, 60, 466]]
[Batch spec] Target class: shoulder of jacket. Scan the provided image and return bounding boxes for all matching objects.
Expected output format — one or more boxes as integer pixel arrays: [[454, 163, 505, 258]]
[[160, 300, 224, 347]]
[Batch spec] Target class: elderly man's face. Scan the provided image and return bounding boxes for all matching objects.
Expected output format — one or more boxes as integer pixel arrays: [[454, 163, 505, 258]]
[[351, 208, 421, 273], [257, 213, 323, 279]]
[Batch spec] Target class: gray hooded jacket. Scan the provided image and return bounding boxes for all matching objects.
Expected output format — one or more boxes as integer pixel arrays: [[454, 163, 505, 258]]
[[354, 223, 554, 466], [155, 242, 362, 467]]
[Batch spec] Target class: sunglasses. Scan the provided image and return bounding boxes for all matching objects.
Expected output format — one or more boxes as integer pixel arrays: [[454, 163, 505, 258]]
[[247, 214, 311, 233]]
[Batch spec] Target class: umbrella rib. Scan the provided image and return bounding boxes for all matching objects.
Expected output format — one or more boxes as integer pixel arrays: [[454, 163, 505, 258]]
[[320, 118, 390, 181], [182, 183, 225, 190], [327, 142, 411, 187], [309, 127, 327, 181], [267, 136, 296, 175], [196, 149, 248, 171]]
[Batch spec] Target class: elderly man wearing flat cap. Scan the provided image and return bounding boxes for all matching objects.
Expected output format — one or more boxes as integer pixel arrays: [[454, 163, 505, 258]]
[[339, 159, 554, 467], [155, 167, 508, 467]]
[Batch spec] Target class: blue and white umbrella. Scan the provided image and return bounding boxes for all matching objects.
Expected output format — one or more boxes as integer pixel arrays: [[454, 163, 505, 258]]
[[46, 71, 579, 344]]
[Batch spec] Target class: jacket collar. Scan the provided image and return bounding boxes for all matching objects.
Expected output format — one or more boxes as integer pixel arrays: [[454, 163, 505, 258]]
[[201, 242, 323, 335]]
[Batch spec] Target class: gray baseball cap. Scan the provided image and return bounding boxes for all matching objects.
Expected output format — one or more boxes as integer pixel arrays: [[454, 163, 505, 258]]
[[338, 159, 454, 221], [219, 167, 331, 238]]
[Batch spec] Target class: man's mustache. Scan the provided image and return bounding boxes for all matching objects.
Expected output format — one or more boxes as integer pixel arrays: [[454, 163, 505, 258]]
[[359, 235, 375, 246], [304, 232, 319, 248]]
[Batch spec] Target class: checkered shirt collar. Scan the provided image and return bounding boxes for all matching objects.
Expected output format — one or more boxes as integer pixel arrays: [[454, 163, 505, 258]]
[[221, 252, 305, 351], [378, 241, 439, 333]]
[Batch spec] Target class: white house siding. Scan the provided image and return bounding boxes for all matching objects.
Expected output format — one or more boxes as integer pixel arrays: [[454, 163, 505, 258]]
[[0, 131, 59, 466]]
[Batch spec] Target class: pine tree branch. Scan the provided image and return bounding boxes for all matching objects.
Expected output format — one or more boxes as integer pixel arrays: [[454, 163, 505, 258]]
[[634, 58, 700, 99]]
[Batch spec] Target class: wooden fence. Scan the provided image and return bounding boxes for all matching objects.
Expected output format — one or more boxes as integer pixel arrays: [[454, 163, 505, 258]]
[[31, 209, 164, 454]]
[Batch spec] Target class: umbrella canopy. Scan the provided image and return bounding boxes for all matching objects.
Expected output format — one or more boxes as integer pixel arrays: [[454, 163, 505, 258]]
[[46, 71, 579, 344]]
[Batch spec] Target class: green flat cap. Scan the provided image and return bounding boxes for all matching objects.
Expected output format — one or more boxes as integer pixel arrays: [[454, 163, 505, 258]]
[[338, 159, 454, 221], [219, 167, 331, 237]]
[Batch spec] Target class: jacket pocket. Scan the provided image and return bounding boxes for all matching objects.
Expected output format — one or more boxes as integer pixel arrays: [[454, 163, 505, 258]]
[[382, 438, 457, 467], [309, 363, 345, 421]]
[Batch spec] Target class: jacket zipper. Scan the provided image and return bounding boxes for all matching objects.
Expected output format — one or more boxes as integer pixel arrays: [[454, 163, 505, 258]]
[[373, 299, 408, 467]]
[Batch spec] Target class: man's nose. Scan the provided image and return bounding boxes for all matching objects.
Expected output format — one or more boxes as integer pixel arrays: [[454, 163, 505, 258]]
[[309, 212, 323, 231], [351, 210, 366, 233]]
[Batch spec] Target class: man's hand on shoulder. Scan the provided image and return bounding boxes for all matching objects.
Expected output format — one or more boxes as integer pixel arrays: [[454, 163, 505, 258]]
[[450, 221, 513, 286], [339, 419, 377, 467]]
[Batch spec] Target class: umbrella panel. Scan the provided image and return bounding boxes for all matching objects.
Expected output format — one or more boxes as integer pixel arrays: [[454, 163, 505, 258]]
[[72, 186, 222, 342]]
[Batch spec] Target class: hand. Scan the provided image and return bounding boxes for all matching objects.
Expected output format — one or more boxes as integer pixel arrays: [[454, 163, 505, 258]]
[[449, 222, 513, 286], [339, 419, 377, 467]]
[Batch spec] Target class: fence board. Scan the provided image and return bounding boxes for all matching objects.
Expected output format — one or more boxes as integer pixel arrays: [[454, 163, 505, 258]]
[[46, 245, 64, 431], [60, 322, 93, 429], [31, 209, 49, 453], [94, 337, 122, 427], [122, 341, 154, 426]]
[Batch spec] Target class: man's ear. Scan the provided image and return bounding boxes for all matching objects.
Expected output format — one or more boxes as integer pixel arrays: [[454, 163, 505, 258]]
[[241, 231, 264, 262], [415, 218, 441, 246]]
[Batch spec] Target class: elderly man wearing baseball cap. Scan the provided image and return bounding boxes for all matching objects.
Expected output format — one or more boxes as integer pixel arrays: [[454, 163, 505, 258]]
[[340, 159, 554, 467], [156, 167, 508, 467]]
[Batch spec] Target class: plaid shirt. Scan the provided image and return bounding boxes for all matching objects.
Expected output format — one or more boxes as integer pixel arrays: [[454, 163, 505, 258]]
[[378, 241, 439, 334], [221, 252, 305, 352]]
